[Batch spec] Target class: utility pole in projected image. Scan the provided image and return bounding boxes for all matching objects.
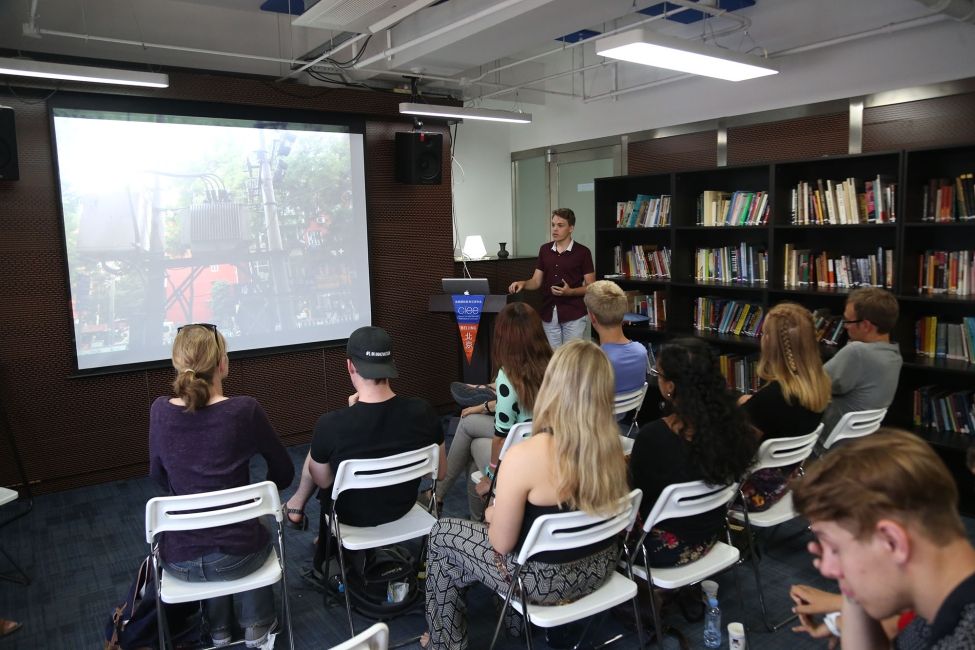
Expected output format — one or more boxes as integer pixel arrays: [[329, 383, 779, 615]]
[[257, 129, 294, 333]]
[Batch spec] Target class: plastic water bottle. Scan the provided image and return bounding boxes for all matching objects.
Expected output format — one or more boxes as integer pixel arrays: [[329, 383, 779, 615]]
[[703, 597, 722, 648]]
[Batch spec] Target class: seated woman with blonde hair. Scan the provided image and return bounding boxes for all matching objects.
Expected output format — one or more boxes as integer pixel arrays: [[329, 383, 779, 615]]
[[738, 302, 830, 511], [149, 323, 294, 648], [423, 340, 629, 650]]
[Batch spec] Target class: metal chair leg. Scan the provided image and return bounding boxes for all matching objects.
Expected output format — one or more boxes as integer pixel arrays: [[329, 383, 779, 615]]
[[331, 509, 357, 637]]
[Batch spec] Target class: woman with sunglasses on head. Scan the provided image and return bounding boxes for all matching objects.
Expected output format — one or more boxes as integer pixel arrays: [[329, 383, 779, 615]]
[[738, 302, 830, 512], [630, 338, 756, 567], [149, 323, 294, 648]]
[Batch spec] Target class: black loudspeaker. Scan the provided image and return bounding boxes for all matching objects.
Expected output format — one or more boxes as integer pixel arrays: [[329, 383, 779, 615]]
[[395, 131, 442, 184], [0, 107, 18, 181]]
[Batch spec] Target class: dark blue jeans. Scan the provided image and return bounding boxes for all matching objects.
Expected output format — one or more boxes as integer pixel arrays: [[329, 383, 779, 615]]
[[163, 543, 275, 634]]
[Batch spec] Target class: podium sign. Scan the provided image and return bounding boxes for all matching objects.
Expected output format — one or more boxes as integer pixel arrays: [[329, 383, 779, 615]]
[[451, 294, 484, 364]]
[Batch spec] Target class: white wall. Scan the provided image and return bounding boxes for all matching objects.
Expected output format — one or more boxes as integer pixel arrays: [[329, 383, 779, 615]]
[[450, 117, 515, 258], [451, 17, 975, 247]]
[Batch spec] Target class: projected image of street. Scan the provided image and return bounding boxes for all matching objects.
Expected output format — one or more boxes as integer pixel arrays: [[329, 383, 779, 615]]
[[52, 106, 371, 371]]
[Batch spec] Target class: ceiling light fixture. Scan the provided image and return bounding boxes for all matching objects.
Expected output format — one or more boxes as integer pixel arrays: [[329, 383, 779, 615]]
[[399, 102, 532, 124], [0, 57, 169, 88], [595, 28, 777, 82]]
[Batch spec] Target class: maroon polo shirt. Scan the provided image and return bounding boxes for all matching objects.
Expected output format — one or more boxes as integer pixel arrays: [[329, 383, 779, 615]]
[[535, 240, 594, 322]]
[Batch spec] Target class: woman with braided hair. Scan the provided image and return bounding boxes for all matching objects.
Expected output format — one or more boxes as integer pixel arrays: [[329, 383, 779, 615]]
[[738, 302, 830, 511], [629, 338, 757, 567]]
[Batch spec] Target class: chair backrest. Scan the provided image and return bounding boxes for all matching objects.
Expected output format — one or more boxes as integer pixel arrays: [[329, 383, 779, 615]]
[[498, 422, 533, 461], [145, 480, 282, 544], [331, 443, 440, 499], [515, 489, 643, 565], [750, 423, 824, 472], [614, 382, 649, 416], [643, 480, 739, 533], [822, 408, 887, 450], [328, 622, 389, 650]]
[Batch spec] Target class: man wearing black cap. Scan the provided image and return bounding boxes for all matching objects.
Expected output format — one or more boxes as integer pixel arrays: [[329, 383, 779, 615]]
[[283, 326, 446, 543]]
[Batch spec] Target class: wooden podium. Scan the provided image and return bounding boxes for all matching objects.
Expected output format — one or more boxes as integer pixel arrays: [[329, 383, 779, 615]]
[[429, 294, 508, 385]]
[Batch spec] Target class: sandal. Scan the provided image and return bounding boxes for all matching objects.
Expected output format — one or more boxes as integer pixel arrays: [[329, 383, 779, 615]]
[[284, 507, 308, 530], [0, 619, 22, 638]]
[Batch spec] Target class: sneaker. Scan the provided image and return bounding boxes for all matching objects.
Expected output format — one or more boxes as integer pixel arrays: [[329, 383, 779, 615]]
[[210, 629, 233, 646], [450, 382, 496, 407], [244, 618, 278, 648]]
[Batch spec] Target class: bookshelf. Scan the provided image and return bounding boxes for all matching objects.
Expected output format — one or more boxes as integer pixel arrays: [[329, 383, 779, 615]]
[[595, 144, 975, 513]]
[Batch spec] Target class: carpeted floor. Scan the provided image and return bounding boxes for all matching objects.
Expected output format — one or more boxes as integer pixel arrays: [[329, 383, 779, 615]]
[[0, 435, 866, 649]]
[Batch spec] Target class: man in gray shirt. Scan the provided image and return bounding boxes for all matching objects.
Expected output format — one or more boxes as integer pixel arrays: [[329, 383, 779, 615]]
[[823, 287, 902, 435]]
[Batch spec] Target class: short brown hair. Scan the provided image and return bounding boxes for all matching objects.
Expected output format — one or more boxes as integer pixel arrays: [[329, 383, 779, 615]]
[[794, 428, 964, 543], [552, 208, 576, 227], [847, 287, 898, 334], [584, 280, 627, 326]]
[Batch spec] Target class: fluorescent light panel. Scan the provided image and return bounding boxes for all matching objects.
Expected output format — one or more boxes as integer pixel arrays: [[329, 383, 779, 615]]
[[595, 29, 777, 82], [399, 102, 531, 124], [0, 57, 169, 88]]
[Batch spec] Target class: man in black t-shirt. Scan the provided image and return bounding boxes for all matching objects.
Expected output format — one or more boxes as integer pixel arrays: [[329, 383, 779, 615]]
[[794, 430, 975, 649], [284, 327, 445, 537]]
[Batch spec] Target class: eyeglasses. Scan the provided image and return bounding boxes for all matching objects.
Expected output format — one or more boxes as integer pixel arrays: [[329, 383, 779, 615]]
[[841, 319, 864, 326], [648, 366, 663, 378], [177, 323, 220, 348]]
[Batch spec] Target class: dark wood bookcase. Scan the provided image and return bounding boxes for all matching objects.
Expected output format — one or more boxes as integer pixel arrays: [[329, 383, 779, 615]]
[[595, 144, 975, 513]]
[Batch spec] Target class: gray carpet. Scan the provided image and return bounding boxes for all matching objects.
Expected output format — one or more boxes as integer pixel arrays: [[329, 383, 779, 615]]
[[0, 440, 864, 649]]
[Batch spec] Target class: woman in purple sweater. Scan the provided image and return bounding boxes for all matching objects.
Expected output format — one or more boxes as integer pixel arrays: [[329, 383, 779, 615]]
[[149, 323, 294, 648]]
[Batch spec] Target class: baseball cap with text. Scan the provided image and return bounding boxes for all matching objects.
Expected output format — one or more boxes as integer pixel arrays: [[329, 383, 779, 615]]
[[347, 326, 399, 379]]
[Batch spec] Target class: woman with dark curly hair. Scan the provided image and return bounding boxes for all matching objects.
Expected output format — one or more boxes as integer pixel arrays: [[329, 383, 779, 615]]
[[629, 338, 757, 567]]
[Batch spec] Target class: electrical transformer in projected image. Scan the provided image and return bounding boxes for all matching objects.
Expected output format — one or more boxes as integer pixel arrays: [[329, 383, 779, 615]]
[[50, 96, 372, 371]]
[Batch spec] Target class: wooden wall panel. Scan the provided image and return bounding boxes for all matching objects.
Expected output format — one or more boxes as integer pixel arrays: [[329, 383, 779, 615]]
[[628, 131, 717, 175], [0, 76, 458, 493], [728, 112, 847, 165], [863, 92, 975, 151]]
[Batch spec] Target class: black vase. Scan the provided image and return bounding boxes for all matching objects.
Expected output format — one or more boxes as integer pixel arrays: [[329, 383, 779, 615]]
[[497, 242, 509, 259]]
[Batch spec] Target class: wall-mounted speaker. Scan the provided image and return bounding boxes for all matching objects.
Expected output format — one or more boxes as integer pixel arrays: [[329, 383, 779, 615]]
[[0, 107, 19, 181], [395, 131, 442, 185]]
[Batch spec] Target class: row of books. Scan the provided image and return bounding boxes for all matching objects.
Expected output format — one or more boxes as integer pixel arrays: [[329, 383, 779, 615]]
[[693, 298, 765, 337], [917, 250, 975, 297], [915, 316, 975, 363], [616, 194, 672, 228], [782, 245, 894, 289], [718, 352, 760, 394], [612, 244, 671, 280], [813, 308, 848, 347], [921, 175, 975, 222], [913, 386, 975, 435], [696, 190, 770, 227], [622, 291, 667, 327], [694, 244, 769, 284], [790, 176, 896, 225]]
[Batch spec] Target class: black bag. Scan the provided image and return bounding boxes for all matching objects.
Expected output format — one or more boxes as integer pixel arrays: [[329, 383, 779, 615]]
[[105, 556, 202, 650], [339, 545, 421, 619]]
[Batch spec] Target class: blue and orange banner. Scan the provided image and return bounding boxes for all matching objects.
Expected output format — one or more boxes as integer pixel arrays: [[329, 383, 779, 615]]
[[451, 294, 485, 364]]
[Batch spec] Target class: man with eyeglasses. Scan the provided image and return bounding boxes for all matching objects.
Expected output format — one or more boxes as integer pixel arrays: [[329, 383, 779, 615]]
[[822, 287, 903, 435]]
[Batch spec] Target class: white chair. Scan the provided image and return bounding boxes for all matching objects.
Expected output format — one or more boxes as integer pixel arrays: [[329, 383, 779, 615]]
[[821, 407, 887, 450], [728, 424, 823, 630], [470, 421, 533, 485], [328, 622, 389, 650], [145, 480, 294, 650], [0, 487, 30, 585], [488, 489, 645, 650], [327, 443, 440, 636], [630, 481, 742, 649], [615, 382, 649, 437]]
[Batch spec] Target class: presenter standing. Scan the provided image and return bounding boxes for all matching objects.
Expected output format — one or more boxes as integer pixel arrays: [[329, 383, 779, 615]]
[[508, 208, 595, 349]]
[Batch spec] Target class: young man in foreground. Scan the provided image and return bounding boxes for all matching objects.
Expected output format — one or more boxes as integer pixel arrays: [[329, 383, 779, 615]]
[[793, 429, 975, 648]]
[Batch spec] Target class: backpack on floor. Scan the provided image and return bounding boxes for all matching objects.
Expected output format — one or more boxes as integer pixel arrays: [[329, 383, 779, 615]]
[[336, 545, 421, 619], [105, 556, 202, 650]]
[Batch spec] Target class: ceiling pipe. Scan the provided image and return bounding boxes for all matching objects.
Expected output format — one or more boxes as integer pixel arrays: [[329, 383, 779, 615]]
[[582, 12, 949, 103], [911, 0, 975, 22]]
